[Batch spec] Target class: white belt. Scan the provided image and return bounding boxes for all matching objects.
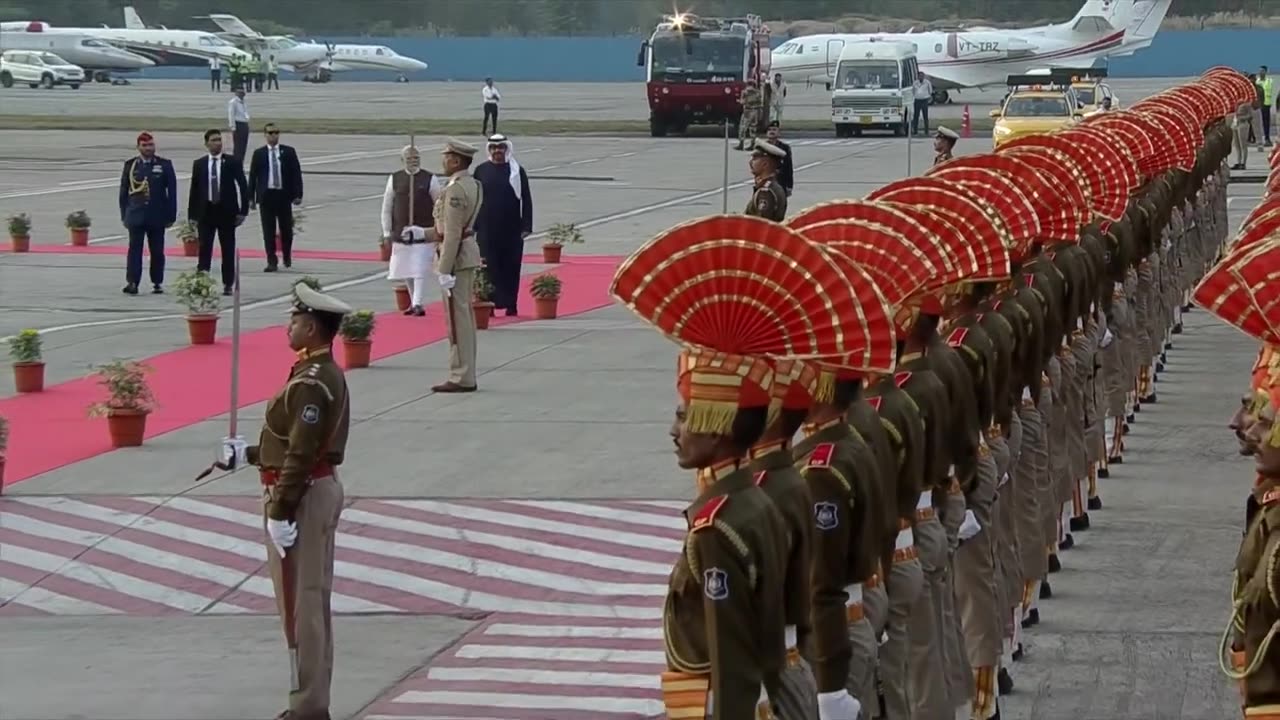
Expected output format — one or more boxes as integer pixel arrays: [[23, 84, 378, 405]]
[[916, 491, 932, 510], [845, 583, 864, 605], [1021, 386, 1033, 401], [997, 472, 1010, 489], [895, 527, 914, 550], [947, 464, 956, 478], [785, 625, 797, 649]]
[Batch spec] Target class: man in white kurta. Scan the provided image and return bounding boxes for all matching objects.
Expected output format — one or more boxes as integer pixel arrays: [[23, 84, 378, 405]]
[[381, 145, 444, 316]]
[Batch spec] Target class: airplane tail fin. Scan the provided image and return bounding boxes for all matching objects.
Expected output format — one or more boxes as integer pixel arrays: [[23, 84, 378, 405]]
[[1069, 0, 1133, 34], [123, 6, 145, 30]]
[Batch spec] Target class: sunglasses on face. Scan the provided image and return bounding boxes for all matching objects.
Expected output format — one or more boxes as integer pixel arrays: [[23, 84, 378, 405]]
[[266, 131, 279, 136]]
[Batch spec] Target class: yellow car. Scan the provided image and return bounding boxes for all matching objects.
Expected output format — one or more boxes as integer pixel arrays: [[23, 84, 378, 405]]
[[990, 89, 1083, 148], [1072, 79, 1119, 116]]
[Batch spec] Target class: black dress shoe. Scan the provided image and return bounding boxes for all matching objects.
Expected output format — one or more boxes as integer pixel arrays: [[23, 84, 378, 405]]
[[1060, 534, 1075, 550], [265, 264, 278, 273], [1070, 515, 1090, 532], [1012, 643, 1024, 661], [1142, 393, 1157, 404], [1098, 467, 1110, 479], [283, 259, 292, 269], [1172, 322, 1183, 334], [1088, 496, 1103, 511], [505, 308, 517, 317], [411, 306, 425, 317], [1048, 554, 1062, 573], [1020, 608, 1040, 628], [997, 668, 1014, 695], [152, 284, 164, 294], [223, 286, 233, 296], [1124, 421, 1131, 432], [432, 381, 477, 393], [122, 283, 139, 295]]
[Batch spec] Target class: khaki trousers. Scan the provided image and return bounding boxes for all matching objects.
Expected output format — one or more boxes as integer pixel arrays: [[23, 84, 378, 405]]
[[881, 555, 924, 719], [941, 488, 973, 707], [264, 474, 344, 716], [846, 614, 879, 708], [1014, 401, 1048, 581], [909, 515, 949, 719], [773, 654, 819, 720], [956, 452, 1003, 668], [443, 267, 478, 386]]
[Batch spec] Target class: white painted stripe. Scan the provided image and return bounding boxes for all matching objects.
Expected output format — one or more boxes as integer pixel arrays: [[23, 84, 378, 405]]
[[426, 666, 659, 689], [454, 644, 666, 665], [503, 500, 684, 531], [5, 585, 123, 615], [612, 151, 637, 158], [819, 139, 843, 145], [365, 716, 512, 720], [8, 495, 155, 526], [394, 500, 683, 553], [0, 576, 32, 604], [341, 507, 673, 576], [229, 574, 400, 615], [1, 545, 214, 613], [627, 500, 689, 511], [569, 158, 599, 165], [392, 691, 663, 715], [485, 623, 662, 640]]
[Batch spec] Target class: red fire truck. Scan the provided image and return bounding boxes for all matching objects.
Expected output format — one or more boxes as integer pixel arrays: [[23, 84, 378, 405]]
[[637, 13, 773, 138]]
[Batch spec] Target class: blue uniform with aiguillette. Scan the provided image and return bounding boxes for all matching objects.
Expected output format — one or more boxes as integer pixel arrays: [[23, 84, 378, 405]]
[[118, 131, 177, 294]]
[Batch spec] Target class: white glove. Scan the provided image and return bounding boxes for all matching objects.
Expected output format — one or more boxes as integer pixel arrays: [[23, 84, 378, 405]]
[[1100, 328, 1114, 348], [437, 274, 456, 291], [817, 690, 862, 720], [958, 510, 981, 541], [266, 518, 297, 559], [401, 225, 426, 242], [220, 435, 248, 469]]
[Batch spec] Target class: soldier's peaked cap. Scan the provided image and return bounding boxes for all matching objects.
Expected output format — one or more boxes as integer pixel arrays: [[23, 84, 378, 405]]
[[291, 282, 353, 318], [936, 126, 959, 140], [441, 139, 478, 157], [753, 141, 786, 159]]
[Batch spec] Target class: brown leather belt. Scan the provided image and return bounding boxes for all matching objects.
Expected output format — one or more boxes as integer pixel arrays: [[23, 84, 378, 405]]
[[259, 461, 334, 487]]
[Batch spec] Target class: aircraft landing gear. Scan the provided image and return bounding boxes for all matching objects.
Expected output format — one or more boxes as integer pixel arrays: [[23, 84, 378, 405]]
[[931, 89, 951, 105]]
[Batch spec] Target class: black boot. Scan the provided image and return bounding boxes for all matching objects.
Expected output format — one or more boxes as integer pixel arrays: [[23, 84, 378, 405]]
[[1088, 496, 1103, 511], [998, 667, 1014, 695], [1048, 553, 1062, 572], [1070, 514, 1090, 532], [1012, 643, 1025, 661], [1021, 608, 1040, 627], [1098, 467, 1110, 479], [1040, 580, 1053, 599], [1060, 533, 1075, 550]]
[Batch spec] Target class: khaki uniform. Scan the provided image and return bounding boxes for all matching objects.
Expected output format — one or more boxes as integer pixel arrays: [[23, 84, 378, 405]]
[[432, 171, 484, 387], [663, 463, 788, 720], [748, 441, 820, 720], [745, 176, 787, 222], [794, 420, 882, 710], [847, 397, 900, 638], [1230, 481, 1280, 715], [739, 86, 763, 148], [248, 347, 351, 718]]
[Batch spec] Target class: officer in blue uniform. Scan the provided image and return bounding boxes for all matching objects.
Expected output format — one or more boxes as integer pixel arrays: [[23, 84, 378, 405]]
[[118, 131, 177, 295]]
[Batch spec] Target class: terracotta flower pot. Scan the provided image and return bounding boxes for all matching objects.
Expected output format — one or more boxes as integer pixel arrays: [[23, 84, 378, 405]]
[[393, 285, 411, 312], [473, 301, 495, 329], [379, 243, 393, 262], [341, 339, 372, 368], [182, 241, 199, 257], [186, 314, 218, 345], [106, 409, 148, 448], [10, 234, 30, 253], [541, 244, 562, 264], [70, 228, 90, 246], [534, 296, 560, 320], [13, 361, 45, 393]]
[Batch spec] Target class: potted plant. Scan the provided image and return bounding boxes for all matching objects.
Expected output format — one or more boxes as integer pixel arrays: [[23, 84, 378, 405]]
[[87, 360, 155, 448], [8, 213, 31, 253], [530, 272, 563, 320], [173, 270, 222, 345], [392, 282, 411, 312], [378, 235, 392, 262], [339, 310, 376, 368], [542, 222, 583, 264], [473, 266, 496, 330], [176, 219, 200, 257], [9, 329, 44, 393], [66, 210, 91, 246], [0, 414, 8, 486]]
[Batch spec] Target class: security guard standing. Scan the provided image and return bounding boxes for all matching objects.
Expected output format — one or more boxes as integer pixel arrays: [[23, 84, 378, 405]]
[[934, 126, 959, 165], [745, 141, 788, 222], [429, 139, 484, 393], [737, 78, 763, 151], [220, 281, 352, 720]]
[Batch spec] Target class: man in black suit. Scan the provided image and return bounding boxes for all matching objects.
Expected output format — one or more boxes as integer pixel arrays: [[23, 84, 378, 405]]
[[765, 121, 794, 197], [188, 128, 249, 296], [248, 123, 304, 271]]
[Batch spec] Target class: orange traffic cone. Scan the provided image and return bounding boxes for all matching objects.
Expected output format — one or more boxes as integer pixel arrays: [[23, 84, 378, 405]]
[[962, 104, 972, 138]]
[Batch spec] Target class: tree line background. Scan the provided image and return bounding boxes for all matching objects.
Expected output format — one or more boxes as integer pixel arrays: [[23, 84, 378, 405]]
[[1, 0, 1278, 36]]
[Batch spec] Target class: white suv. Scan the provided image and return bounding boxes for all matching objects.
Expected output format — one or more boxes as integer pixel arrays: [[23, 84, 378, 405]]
[[0, 50, 85, 89]]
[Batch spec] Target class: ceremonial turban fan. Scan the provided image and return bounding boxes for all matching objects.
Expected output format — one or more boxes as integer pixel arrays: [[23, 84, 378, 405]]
[[789, 208, 938, 307], [1058, 126, 1140, 199], [1131, 101, 1200, 170], [1088, 110, 1174, 177], [609, 215, 894, 433], [926, 160, 1042, 257], [1202, 67, 1258, 111], [1237, 204, 1280, 253], [1193, 247, 1280, 349], [999, 133, 1127, 221], [1223, 241, 1280, 442], [996, 146, 1093, 229]]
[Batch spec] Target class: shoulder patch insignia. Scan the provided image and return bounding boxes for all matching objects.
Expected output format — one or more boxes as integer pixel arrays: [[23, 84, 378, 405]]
[[703, 567, 729, 600], [894, 371, 912, 388], [946, 327, 969, 348], [690, 495, 728, 532], [868, 396, 883, 411], [806, 442, 836, 469], [300, 404, 320, 424], [992, 301, 1003, 311], [814, 501, 839, 530], [449, 196, 463, 209], [753, 470, 767, 487], [1262, 488, 1280, 506]]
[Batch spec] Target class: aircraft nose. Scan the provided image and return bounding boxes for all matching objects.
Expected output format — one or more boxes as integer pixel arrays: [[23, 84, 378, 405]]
[[403, 58, 427, 71]]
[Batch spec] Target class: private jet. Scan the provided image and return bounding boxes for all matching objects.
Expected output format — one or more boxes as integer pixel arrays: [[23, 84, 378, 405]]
[[0, 19, 250, 69], [122, 7, 329, 71], [771, 0, 1170, 103], [0, 22, 153, 82]]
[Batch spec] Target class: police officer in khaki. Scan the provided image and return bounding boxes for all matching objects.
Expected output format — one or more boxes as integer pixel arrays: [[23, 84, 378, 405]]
[[429, 139, 484, 393], [221, 281, 352, 720], [745, 142, 788, 222]]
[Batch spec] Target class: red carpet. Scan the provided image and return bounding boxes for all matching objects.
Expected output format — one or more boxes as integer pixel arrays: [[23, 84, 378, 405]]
[[0, 258, 621, 487]]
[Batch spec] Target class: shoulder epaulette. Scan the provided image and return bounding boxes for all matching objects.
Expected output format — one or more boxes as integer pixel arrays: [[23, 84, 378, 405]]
[[753, 470, 767, 487], [992, 301, 1003, 311], [894, 371, 912, 388], [1024, 275, 1036, 288], [805, 443, 835, 469], [946, 327, 968, 348], [868, 396, 883, 412], [1262, 487, 1280, 507], [690, 495, 728, 532]]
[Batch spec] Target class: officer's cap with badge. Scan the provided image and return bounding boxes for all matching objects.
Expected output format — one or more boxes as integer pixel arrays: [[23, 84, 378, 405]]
[[752, 141, 786, 161], [936, 126, 960, 142], [291, 282, 352, 337], [442, 138, 478, 159]]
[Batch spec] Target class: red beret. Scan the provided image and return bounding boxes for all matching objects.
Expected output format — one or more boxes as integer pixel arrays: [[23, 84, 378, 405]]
[[136, 132, 153, 144]]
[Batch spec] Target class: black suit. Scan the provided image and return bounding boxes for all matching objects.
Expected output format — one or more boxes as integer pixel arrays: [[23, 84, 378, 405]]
[[248, 143, 304, 268], [774, 138, 794, 196], [187, 154, 249, 289]]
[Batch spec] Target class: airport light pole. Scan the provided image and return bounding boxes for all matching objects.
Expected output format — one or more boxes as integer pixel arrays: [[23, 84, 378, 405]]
[[722, 119, 730, 214]]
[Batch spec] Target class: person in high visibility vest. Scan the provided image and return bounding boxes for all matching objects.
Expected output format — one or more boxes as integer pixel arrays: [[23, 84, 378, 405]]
[[1259, 65, 1275, 146]]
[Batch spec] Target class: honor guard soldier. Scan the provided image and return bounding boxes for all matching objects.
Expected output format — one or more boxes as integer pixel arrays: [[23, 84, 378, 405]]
[[934, 126, 959, 165], [219, 281, 352, 720], [430, 139, 484, 393], [745, 142, 788, 222]]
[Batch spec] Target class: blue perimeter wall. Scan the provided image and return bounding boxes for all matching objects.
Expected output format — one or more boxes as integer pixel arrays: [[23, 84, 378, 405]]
[[141, 29, 1280, 82]]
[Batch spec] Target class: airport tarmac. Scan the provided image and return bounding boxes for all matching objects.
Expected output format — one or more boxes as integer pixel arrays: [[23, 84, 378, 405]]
[[0, 122, 1267, 719], [0, 76, 1200, 123]]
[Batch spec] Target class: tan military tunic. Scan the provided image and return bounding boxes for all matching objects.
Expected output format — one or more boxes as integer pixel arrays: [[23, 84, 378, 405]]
[[745, 176, 787, 222], [431, 171, 483, 386], [1232, 480, 1280, 712]]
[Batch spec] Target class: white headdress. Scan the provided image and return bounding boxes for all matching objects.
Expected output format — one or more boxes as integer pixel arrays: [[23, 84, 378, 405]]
[[488, 134, 522, 202]]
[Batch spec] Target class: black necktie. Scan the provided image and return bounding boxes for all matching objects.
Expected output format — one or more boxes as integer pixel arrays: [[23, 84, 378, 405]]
[[210, 157, 220, 204]]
